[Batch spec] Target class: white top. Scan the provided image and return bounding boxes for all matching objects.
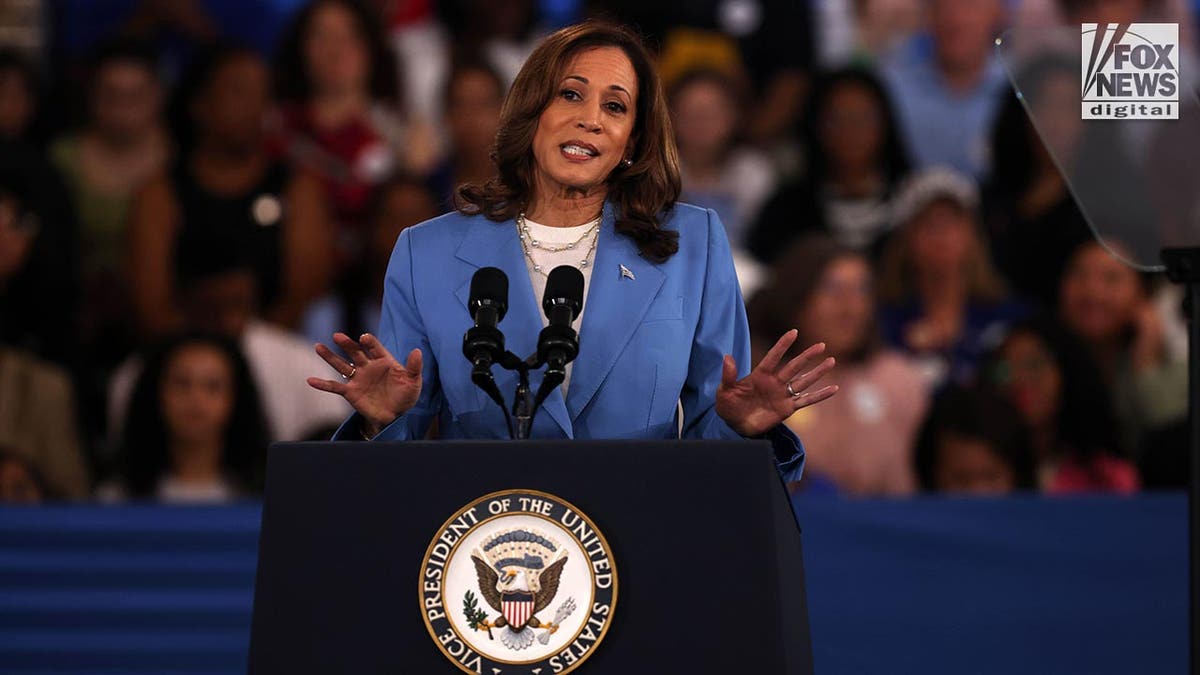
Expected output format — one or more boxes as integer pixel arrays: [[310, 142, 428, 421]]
[[519, 216, 599, 395]]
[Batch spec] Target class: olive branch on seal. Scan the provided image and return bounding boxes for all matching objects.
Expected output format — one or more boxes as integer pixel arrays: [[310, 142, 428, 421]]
[[463, 591, 493, 639]]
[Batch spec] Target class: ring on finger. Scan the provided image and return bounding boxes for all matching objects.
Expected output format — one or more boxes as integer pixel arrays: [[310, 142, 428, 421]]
[[786, 381, 801, 398], [344, 364, 357, 381]]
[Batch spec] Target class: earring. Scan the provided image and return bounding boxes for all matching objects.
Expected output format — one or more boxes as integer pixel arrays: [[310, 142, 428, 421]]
[[621, 158, 633, 168]]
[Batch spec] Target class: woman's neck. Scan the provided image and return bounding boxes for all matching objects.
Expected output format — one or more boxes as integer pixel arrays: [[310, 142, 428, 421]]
[[168, 440, 225, 484], [526, 180, 607, 228], [311, 89, 370, 128], [827, 164, 884, 198], [192, 142, 267, 194], [88, 125, 163, 156]]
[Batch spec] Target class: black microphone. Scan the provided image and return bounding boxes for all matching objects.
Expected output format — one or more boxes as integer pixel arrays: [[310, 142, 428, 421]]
[[537, 266, 584, 384], [463, 266, 508, 384]]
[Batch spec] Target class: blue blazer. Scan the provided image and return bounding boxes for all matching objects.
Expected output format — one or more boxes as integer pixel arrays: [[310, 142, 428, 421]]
[[335, 202, 804, 481]]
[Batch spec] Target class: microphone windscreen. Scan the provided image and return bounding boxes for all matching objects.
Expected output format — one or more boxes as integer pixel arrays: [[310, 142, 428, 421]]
[[543, 265, 584, 313], [469, 267, 508, 319]]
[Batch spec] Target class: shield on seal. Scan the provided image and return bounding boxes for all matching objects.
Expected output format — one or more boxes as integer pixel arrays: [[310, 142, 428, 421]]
[[501, 592, 535, 630]]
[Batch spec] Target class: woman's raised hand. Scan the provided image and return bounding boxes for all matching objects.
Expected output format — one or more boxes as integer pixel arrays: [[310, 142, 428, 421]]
[[307, 333, 423, 435], [715, 329, 838, 438]]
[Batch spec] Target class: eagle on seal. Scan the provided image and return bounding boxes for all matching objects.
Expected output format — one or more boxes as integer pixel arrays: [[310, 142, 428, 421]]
[[469, 528, 569, 650]]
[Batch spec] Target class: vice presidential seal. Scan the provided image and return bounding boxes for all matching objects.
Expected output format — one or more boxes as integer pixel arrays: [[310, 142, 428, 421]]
[[420, 489, 617, 674]]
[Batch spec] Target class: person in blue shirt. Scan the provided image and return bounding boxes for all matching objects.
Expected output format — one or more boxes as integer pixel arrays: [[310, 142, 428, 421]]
[[306, 22, 838, 482]]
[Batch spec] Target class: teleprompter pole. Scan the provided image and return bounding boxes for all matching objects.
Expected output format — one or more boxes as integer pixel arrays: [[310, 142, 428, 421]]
[[1162, 247, 1200, 675]]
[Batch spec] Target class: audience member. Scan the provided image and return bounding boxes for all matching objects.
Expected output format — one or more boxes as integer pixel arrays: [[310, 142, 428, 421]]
[[986, 317, 1139, 493], [670, 68, 775, 250], [815, 0, 927, 66], [748, 67, 910, 263], [878, 167, 1026, 388], [0, 449, 48, 504], [1058, 240, 1187, 456], [271, 0, 434, 265], [50, 40, 171, 366], [881, 0, 1008, 178], [111, 237, 351, 450], [749, 236, 929, 496], [593, 0, 816, 146], [0, 49, 39, 144], [914, 384, 1036, 495], [0, 343, 90, 499], [105, 333, 269, 503], [427, 59, 505, 209], [0, 155, 79, 370], [437, 0, 546, 86], [984, 55, 1092, 311], [129, 43, 334, 338], [303, 172, 438, 346], [0, 177, 90, 497]]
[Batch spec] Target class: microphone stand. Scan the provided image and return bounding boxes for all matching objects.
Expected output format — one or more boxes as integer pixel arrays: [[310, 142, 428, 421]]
[[493, 351, 536, 440], [492, 351, 564, 441]]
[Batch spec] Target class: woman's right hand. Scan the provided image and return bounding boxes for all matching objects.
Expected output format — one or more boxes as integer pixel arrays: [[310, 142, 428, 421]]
[[307, 332, 423, 436]]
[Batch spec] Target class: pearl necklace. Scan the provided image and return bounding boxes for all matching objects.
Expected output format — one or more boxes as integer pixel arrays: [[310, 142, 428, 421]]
[[516, 212, 600, 277]]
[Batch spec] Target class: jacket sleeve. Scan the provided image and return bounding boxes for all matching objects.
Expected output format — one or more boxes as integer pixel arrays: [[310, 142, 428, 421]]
[[333, 227, 443, 441], [679, 208, 805, 482]]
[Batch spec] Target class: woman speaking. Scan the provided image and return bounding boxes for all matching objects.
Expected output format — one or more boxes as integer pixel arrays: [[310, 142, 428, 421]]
[[307, 22, 837, 480]]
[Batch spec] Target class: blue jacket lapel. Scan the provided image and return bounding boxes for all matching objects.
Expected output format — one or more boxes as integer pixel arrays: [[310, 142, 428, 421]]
[[566, 208, 665, 421], [452, 217, 574, 438]]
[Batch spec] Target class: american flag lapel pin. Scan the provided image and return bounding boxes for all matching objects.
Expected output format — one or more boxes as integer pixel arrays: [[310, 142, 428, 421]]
[[620, 264, 635, 281]]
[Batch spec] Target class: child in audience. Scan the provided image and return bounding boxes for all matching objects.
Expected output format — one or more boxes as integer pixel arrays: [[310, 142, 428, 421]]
[[914, 385, 1036, 495]]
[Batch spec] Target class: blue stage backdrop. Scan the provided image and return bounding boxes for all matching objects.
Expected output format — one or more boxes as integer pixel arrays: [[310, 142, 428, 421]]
[[0, 494, 1187, 674], [794, 494, 1188, 674]]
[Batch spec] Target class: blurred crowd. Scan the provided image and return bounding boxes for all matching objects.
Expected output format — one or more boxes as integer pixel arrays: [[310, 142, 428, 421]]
[[0, 0, 1194, 503]]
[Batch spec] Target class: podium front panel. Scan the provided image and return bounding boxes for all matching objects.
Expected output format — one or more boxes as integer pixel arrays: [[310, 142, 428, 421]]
[[248, 440, 812, 674]]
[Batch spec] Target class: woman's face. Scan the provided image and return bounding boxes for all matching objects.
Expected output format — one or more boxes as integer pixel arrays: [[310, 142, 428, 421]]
[[908, 200, 975, 275], [446, 69, 503, 156], [91, 60, 162, 141], [671, 77, 737, 165], [820, 81, 884, 173], [800, 255, 874, 359], [1059, 242, 1142, 343], [304, 2, 370, 96], [197, 55, 270, 149], [531, 47, 637, 197], [0, 67, 33, 140], [934, 433, 1016, 495], [160, 344, 236, 446], [997, 330, 1062, 429]]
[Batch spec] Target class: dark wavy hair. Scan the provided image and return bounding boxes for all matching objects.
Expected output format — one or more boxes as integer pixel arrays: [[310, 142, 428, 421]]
[[802, 66, 910, 186], [988, 54, 1075, 198], [272, 0, 400, 106], [982, 315, 1126, 461], [456, 21, 682, 262], [117, 333, 269, 498], [914, 384, 1037, 491]]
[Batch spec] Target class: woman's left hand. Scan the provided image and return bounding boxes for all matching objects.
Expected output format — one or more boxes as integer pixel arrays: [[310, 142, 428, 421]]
[[716, 329, 838, 437]]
